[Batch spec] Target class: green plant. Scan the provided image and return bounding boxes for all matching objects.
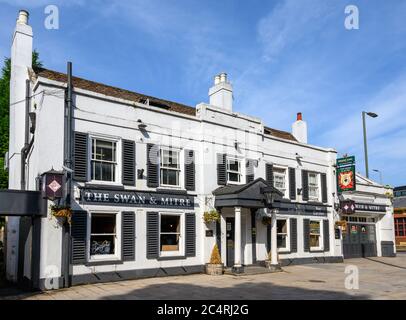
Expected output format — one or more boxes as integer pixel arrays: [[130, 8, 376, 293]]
[[50, 204, 72, 224], [209, 244, 222, 264], [203, 210, 220, 223]]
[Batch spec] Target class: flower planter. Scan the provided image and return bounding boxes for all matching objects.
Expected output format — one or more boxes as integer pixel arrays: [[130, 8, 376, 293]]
[[206, 263, 224, 275]]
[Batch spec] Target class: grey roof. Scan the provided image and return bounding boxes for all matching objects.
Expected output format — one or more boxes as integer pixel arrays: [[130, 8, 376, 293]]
[[394, 197, 406, 209], [213, 178, 282, 196]]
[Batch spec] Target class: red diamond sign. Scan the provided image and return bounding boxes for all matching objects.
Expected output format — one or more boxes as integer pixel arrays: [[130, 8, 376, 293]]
[[42, 171, 64, 199], [49, 180, 61, 193]]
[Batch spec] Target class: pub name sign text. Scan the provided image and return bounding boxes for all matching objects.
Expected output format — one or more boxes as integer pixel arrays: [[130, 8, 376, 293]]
[[81, 189, 194, 209]]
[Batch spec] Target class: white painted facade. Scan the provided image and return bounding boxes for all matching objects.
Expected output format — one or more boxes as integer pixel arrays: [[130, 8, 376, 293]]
[[5, 11, 395, 288]]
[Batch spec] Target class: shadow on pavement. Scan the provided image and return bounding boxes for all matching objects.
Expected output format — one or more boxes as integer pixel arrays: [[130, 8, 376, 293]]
[[99, 281, 370, 300]]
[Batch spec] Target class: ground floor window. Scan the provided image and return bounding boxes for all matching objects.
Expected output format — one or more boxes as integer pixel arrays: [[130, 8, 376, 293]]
[[309, 220, 322, 250], [395, 218, 406, 237], [90, 213, 117, 257], [277, 219, 289, 250], [160, 214, 181, 254]]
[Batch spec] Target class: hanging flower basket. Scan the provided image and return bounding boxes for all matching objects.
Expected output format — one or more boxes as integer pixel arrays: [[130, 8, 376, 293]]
[[203, 210, 220, 224], [50, 205, 72, 225]]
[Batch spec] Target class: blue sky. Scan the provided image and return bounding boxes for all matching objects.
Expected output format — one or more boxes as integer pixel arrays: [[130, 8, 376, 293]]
[[1, 0, 405, 186]]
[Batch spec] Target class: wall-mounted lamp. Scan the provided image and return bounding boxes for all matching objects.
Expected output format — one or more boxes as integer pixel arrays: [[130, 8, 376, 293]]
[[137, 119, 147, 130], [297, 188, 302, 195], [295, 153, 303, 160], [137, 169, 145, 179], [234, 141, 240, 150]]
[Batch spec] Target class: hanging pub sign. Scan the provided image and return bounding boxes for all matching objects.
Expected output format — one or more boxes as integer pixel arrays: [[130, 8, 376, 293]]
[[41, 169, 64, 200], [337, 156, 356, 193], [340, 200, 356, 214]]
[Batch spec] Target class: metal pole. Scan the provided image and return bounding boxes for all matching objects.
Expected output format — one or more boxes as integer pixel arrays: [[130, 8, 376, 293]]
[[362, 111, 369, 178]]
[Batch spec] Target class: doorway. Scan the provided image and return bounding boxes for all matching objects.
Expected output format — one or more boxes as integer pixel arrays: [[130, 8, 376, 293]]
[[343, 223, 377, 258], [226, 217, 235, 267]]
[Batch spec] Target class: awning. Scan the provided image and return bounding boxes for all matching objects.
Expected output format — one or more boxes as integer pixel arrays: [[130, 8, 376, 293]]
[[213, 178, 283, 208]]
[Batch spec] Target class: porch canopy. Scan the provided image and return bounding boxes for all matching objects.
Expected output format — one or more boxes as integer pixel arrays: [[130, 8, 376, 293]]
[[213, 178, 283, 208], [212, 178, 283, 272]]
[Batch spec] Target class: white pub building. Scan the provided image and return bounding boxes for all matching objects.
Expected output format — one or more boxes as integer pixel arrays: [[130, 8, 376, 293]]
[[2, 11, 395, 290]]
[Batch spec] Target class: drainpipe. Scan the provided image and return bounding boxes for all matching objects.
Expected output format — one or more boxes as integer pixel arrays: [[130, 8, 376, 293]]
[[62, 62, 73, 288], [20, 79, 30, 191]]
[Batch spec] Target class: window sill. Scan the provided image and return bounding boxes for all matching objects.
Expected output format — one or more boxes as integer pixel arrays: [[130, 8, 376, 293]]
[[156, 188, 187, 195], [84, 183, 125, 191], [85, 259, 124, 267], [157, 255, 186, 261], [309, 249, 324, 253]]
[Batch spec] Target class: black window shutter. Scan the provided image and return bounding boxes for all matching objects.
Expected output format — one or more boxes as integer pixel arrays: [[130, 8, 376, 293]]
[[289, 168, 296, 200], [146, 212, 159, 259], [323, 220, 330, 252], [73, 132, 88, 182], [147, 144, 159, 188], [122, 140, 135, 186], [122, 211, 135, 261], [321, 173, 328, 203], [266, 163, 273, 186], [246, 159, 255, 183], [302, 170, 309, 201], [217, 153, 227, 185], [185, 212, 196, 257], [71, 210, 88, 264], [290, 218, 297, 253], [303, 219, 310, 252], [185, 150, 195, 191]]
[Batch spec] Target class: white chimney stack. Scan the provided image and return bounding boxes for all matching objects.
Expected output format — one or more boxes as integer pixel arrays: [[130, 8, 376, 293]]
[[7, 9, 33, 282], [17, 10, 29, 25], [209, 72, 233, 112], [292, 112, 308, 144]]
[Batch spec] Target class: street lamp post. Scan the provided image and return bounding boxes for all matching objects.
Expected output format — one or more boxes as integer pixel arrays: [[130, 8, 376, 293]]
[[362, 111, 378, 178], [262, 186, 281, 271]]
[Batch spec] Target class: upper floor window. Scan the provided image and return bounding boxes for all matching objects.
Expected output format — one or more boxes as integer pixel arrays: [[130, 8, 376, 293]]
[[227, 158, 242, 184], [91, 138, 117, 182], [308, 172, 320, 201], [160, 148, 180, 187], [273, 168, 287, 196]]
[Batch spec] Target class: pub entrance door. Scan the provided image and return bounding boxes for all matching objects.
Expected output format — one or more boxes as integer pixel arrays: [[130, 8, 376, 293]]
[[226, 217, 235, 267]]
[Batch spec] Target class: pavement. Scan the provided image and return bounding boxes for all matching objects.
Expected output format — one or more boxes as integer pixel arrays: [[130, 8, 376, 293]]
[[1, 254, 406, 300]]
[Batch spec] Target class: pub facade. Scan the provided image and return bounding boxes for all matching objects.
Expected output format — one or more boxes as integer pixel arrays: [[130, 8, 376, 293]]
[[2, 10, 392, 290]]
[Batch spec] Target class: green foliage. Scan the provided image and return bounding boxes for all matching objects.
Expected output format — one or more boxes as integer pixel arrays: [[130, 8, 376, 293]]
[[0, 51, 42, 189], [203, 210, 220, 223]]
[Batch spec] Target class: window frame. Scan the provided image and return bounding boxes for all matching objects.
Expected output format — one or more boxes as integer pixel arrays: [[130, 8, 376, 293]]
[[276, 218, 290, 252], [159, 212, 185, 257], [308, 172, 321, 202], [88, 134, 121, 185], [226, 156, 244, 185], [87, 211, 121, 262], [309, 219, 324, 251], [159, 146, 182, 189], [273, 166, 289, 198]]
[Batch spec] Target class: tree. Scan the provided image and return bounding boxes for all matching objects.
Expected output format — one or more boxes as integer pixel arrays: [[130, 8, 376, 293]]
[[0, 51, 42, 189]]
